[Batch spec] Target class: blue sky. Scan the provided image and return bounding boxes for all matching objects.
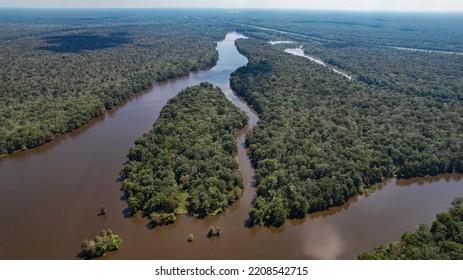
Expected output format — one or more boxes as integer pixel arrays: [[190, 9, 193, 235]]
[[0, 0, 462, 12]]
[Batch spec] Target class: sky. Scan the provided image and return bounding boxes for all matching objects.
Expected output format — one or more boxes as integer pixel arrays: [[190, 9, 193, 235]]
[[0, 0, 462, 12]]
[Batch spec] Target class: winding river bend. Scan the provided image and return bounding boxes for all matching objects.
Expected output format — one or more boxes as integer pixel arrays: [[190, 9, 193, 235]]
[[0, 32, 462, 259]]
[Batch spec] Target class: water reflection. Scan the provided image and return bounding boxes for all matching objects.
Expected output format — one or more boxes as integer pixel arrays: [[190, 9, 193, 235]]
[[396, 173, 463, 186], [302, 221, 346, 259]]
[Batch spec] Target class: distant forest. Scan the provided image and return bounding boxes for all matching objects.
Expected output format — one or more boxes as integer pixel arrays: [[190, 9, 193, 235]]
[[0, 10, 230, 155]]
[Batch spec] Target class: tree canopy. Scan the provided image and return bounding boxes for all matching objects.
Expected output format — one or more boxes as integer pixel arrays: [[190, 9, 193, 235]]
[[0, 10, 229, 156], [230, 38, 463, 227], [120, 82, 248, 225]]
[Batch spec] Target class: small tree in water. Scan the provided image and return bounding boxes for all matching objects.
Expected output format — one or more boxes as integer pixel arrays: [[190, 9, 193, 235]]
[[98, 205, 107, 216], [207, 226, 215, 238], [79, 229, 122, 259], [207, 225, 222, 237]]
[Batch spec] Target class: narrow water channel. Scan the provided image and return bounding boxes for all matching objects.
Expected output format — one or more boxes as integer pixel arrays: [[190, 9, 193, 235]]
[[0, 32, 462, 260], [285, 47, 353, 80]]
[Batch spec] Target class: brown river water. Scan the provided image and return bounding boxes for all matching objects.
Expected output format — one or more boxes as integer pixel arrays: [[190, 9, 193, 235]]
[[0, 32, 462, 260]]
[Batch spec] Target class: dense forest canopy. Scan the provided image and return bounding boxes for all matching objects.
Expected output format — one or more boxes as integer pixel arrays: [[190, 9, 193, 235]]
[[0, 9, 232, 156], [230, 38, 463, 227], [297, 44, 463, 101], [236, 13, 463, 103], [120, 83, 248, 225], [359, 197, 463, 260]]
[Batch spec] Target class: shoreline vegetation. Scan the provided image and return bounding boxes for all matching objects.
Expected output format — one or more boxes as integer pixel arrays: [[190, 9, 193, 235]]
[[120, 82, 248, 226], [359, 197, 463, 260]]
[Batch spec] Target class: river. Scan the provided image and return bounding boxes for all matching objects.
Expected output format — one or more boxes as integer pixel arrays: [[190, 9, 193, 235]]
[[0, 32, 462, 260], [266, 40, 353, 80], [391, 46, 463, 56], [285, 47, 353, 80]]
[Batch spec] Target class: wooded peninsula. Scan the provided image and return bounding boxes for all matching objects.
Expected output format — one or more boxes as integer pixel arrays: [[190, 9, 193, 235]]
[[120, 83, 248, 225]]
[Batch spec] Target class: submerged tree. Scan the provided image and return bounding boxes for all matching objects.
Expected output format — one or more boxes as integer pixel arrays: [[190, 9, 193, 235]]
[[78, 229, 122, 259], [98, 205, 107, 216]]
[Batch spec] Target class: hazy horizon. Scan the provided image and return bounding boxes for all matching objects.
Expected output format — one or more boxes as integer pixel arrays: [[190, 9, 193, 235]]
[[1, 0, 462, 12]]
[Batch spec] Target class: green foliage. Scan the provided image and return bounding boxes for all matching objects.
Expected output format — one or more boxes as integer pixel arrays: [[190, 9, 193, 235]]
[[79, 229, 122, 259], [299, 44, 463, 102], [359, 197, 463, 260], [249, 195, 288, 227], [230, 38, 463, 227], [149, 212, 176, 226], [0, 10, 228, 156], [238, 14, 463, 105], [121, 83, 248, 223]]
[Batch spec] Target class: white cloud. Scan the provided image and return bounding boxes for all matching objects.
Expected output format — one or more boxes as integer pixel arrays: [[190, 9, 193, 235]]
[[1, 0, 462, 11]]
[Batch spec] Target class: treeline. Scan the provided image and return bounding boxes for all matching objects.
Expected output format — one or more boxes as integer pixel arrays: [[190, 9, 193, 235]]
[[120, 83, 248, 225], [0, 10, 230, 156], [237, 15, 463, 105], [299, 43, 463, 102], [235, 11, 463, 52], [359, 197, 463, 260], [230, 39, 463, 227]]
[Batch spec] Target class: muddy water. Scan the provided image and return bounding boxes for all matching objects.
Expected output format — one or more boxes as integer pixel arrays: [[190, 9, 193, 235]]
[[0, 32, 462, 260]]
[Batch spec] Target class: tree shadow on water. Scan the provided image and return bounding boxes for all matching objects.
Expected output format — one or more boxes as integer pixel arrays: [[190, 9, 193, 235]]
[[38, 32, 132, 53], [121, 208, 134, 219]]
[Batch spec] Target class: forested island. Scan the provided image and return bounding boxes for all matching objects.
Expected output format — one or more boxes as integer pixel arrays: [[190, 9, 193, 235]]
[[120, 82, 248, 225], [359, 197, 463, 260], [0, 10, 228, 156]]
